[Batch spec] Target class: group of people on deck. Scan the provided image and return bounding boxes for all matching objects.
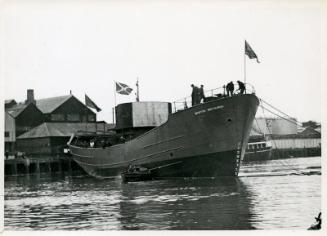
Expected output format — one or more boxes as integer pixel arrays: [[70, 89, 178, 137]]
[[191, 84, 205, 106], [191, 81, 246, 106], [226, 80, 245, 96]]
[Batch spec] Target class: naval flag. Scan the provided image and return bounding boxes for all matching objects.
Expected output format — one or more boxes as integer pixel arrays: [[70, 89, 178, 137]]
[[116, 81, 133, 95], [85, 94, 101, 112], [245, 40, 260, 63]]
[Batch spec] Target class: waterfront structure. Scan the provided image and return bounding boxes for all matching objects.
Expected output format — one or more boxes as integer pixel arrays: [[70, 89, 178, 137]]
[[246, 119, 321, 160], [4, 89, 99, 154], [5, 102, 44, 153], [69, 92, 259, 178], [270, 132, 321, 150], [5, 99, 17, 109], [5, 112, 16, 153], [16, 122, 114, 156], [36, 94, 96, 122]]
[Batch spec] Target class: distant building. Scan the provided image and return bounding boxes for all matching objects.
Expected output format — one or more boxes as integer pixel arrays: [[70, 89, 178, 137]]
[[252, 117, 298, 136], [4, 89, 98, 154], [249, 117, 321, 159], [5, 99, 17, 109], [35, 94, 96, 123], [5, 102, 44, 153], [299, 126, 321, 137], [5, 111, 16, 153], [5, 102, 44, 142]]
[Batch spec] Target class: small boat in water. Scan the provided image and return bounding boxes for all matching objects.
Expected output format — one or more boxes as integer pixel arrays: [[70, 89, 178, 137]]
[[121, 165, 153, 182], [244, 140, 272, 161]]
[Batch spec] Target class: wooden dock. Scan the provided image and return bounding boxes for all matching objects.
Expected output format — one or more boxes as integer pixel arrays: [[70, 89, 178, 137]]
[[4, 156, 86, 176]]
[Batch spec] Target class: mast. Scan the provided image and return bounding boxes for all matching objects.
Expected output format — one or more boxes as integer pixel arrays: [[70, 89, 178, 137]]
[[244, 40, 247, 94], [136, 77, 140, 102]]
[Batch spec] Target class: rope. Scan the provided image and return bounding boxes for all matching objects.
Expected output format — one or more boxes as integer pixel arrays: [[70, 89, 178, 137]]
[[260, 104, 299, 171], [260, 98, 294, 119], [260, 104, 278, 148], [254, 117, 264, 136], [259, 98, 302, 126], [260, 105, 301, 127]]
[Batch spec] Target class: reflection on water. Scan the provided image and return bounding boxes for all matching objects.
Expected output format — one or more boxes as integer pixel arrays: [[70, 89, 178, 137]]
[[4, 156, 321, 230], [118, 178, 254, 230]]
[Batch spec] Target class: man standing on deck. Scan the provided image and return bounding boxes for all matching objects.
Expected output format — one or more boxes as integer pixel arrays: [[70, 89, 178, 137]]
[[237, 80, 245, 94], [226, 81, 234, 96], [199, 85, 205, 103], [191, 84, 199, 106]]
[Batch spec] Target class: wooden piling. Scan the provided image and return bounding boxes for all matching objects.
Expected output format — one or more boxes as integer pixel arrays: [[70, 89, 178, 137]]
[[36, 161, 40, 174], [12, 164, 17, 175]]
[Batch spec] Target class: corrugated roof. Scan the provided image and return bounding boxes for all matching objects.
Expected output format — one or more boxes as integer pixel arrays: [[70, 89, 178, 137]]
[[5, 103, 28, 118], [36, 95, 72, 114], [17, 122, 114, 139]]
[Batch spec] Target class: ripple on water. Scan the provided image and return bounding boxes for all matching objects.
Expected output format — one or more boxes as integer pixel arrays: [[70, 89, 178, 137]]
[[4, 156, 321, 230]]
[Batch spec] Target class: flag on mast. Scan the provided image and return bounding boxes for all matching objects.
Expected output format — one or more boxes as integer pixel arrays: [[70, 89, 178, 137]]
[[245, 40, 260, 63], [85, 94, 101, 112], [115, 81, 133, 95]]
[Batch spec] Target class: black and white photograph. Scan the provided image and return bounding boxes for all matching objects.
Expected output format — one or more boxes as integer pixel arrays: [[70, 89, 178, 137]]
[[1, 0, 326, 232]]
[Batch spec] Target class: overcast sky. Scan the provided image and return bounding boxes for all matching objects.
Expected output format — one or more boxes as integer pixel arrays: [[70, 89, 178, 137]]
[[2, 0, 326, 123]]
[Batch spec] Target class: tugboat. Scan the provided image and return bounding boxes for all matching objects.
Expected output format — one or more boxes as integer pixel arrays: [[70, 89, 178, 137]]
[[244, 139, 272, 161], [68, 84, 259, 179]]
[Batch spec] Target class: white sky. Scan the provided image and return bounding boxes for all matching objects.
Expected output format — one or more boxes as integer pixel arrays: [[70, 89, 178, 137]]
[[2, 0, 326, 123]]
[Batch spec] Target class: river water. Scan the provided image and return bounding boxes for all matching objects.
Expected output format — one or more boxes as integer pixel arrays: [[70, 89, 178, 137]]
[[4, 156, 321, 230]]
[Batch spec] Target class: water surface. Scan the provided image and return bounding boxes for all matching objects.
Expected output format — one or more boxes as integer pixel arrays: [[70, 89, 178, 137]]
[[4, 156, 321, 230]]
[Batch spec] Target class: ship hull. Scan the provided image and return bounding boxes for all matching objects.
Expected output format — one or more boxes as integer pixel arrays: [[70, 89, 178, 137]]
[[69, 94, 259, 179]]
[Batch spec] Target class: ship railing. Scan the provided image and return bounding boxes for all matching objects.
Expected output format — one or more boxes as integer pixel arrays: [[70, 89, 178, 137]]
[[172, 82, 255, 113]]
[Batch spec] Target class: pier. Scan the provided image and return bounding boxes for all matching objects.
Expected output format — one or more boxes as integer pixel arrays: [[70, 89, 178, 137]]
[[4, 156, 85, 176]]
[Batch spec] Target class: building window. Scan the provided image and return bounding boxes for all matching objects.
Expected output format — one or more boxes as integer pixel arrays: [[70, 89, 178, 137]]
[[4, 131, 9, 137], [67, 114, 80, 121], [51, 114, 65, 121], [88, 115, 95, 122]]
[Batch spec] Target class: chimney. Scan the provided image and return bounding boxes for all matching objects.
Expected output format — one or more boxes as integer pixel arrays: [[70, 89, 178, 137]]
[[25, 89, 36, 104]]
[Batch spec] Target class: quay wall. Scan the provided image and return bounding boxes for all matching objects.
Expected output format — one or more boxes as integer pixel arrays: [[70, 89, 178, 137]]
[[271, 147, 321, 159], [270, 137, 321, 159], [4, 156, 86, 176]]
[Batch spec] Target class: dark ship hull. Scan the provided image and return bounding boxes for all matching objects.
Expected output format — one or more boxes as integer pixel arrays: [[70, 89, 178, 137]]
[[68, 94, 259, 179]]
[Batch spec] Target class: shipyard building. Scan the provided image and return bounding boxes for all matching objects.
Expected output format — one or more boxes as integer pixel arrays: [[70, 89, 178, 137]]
[[5, 89, 112, 157]]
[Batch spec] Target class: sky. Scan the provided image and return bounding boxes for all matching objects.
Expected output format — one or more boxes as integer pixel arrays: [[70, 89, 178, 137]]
[[2, 0, 326, 123]]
